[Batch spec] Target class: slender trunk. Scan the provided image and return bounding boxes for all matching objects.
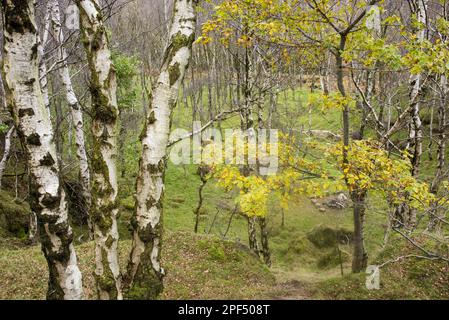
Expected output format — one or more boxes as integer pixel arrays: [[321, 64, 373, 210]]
[[360, 68, 376, 138], [429, 75, 447, 231], [408, 0, 427, 177], [401, 0, 428, 229], [49, 0, 92, 237], [124, 0, 198, 299], [0, 126, 14, 188], [194, 180, 206, 233], [54, 96, 63, 168], [76, 0, 121, 300], [336, 34, 368, 273], [38, 5, 50, 110], [194, 166, 208, 233], [2, 0, 83, 299]]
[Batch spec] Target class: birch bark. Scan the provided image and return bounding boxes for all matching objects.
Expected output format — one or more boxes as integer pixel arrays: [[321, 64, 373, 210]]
[[75, 0, 121, 300], [1, 0, 83, 300], [408, 0, 428, 177], [0, 126, 14, 188], [125, 0, 198, 299], [38, 5, 50, 110]]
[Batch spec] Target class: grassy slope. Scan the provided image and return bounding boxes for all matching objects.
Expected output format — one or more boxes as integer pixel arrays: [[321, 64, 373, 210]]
[[314, 237, 449, 300], [0, 231, 274, 300]]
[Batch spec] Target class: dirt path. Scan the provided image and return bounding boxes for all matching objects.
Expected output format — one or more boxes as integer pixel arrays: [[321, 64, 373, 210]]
[[267, 279, 313, 300]]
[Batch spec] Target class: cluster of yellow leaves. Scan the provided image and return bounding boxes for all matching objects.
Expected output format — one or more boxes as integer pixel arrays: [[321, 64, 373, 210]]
[[214, 165, 271, 217], [307, 91, 356, 111], [212, 136, 435, 218], [211, 134, 335, 217], [327, 140, 434, 209], [199, 0, 290, 48], [402, 38, 449, 76]]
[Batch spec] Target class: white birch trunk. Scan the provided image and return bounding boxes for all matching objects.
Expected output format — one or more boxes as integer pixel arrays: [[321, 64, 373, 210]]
[[38, 5, 50, 110], [125, 0, 198, 299], [48, 0, 92, 237], [0, 126, 14, 188], [2, 0, 83, 300], [408, 0, 427, 177], [76, 0, 121, 300]]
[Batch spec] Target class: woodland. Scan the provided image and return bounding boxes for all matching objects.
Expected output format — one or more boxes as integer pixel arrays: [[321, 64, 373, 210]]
[[0, 0, 449, 300]]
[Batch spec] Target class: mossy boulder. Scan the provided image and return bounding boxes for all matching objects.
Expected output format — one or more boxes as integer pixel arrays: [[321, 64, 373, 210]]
[[0, 191, 31, 238], [307, 225, 353, 249]]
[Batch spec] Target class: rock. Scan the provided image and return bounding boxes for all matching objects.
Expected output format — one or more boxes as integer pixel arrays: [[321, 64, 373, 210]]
[[324, 192, 349, 210], [306, 225, 353, 249]]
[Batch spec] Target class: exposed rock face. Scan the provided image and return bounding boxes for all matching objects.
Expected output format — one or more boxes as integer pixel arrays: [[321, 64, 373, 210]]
[[307, 225, 353, 249]]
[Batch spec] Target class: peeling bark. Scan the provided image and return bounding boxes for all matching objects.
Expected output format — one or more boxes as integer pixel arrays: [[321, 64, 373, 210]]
[[125, 0, 198, 299], [76, 0, 121, 300], [1, 0, 83, 300]]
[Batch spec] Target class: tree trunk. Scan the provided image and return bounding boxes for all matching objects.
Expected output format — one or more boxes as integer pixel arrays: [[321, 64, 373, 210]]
[[408, 0, 427, 177], [124, 0, 198, 300], [194, 174, 207, 234], [0, 126, 14, 188], [402, 0, 428, 229], [50, 0, 92, 238], [2, 0, 83, 300], [76, 0, 121, 300], [429, 75, 447, 231], [351, 192, 368, 273], [38, 4, 50, 111], [259, 217, 271, 266], [335, 34, 368, 273], [247, 216, 260, 255]]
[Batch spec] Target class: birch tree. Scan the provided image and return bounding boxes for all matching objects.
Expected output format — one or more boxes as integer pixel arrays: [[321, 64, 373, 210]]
[[398, 0, 428, 229], [407, 0, 428, 178], [48, 0, 92, 237], [75, 0, 121, 299], [125, 0, 198, 299], [1, 0, 83, 300], [38, 5, 50, 110], [0, 126, 14, 188]]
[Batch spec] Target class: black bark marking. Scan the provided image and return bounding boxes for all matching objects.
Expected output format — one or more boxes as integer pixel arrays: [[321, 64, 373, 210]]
[[26, 133, 41, 146], [39, 152, 55, 166]]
